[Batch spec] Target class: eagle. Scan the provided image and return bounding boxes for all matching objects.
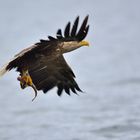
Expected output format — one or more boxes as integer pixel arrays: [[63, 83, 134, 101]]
[[0, 15, 90, 101]]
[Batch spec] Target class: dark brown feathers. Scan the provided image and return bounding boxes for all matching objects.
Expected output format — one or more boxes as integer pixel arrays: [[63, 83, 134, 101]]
[[5, 15, 89, 97], [28, 55, 82, 96], [64, 22, 71, 37], [37, 15, 89, 43], [55, 15, 89, 41], [71, 16, 79, 37], [31, 15, 89, 54]]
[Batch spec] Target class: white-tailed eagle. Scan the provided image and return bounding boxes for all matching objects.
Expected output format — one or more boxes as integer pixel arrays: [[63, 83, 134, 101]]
[[0, 16, 90, 101]]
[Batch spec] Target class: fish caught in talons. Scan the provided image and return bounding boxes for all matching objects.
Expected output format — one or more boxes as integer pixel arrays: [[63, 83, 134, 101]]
[[17, 69, 38, 101]]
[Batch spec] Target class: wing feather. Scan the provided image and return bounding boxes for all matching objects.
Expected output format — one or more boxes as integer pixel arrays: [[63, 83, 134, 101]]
[[28, 55, 82, 95], [76, 15, 89, 41], [64, 22, 71, 38], [56, 29, 63, 39], [71, 16, 79, 37]]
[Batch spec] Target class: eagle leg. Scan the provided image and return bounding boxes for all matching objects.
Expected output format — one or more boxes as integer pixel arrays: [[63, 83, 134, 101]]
[[17, 69, 38, 101]]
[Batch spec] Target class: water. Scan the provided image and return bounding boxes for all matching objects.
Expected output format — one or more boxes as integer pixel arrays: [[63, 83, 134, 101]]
[[0, 0, 140, 140]]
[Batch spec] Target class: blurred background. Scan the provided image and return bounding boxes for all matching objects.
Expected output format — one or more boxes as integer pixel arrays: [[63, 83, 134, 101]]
[[0, 0, 140, 140]]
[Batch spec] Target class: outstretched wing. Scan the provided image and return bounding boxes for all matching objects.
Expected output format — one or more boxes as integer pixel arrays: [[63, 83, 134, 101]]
[[5, 15, 89, 71], [28, 55, 82, 96], [37, 15, 89, 44]]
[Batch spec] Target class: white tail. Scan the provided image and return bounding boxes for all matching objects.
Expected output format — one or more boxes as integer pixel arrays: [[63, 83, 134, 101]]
[[0, 62, 10, 77], [0, 54, 20, 77], [0, 54, 19, 77], [0, 45, 36, 77]]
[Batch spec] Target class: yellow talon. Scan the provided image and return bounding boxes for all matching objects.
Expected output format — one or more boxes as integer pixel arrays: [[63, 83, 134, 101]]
[[18, 70, 32, 88], [17, 69, 38, 101], [22, 75, 33, 86]]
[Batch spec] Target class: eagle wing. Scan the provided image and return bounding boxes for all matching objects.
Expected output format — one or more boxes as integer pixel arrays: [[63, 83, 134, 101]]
[[6, 15, 89, 71], [28, 55, 82, 96]]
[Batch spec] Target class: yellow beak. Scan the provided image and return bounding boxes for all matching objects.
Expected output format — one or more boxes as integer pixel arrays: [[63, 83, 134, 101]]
[[79, 40, 89, 47]]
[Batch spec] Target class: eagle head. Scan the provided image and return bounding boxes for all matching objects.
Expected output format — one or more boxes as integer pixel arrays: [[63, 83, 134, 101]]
[[61, 40, 89, 53]]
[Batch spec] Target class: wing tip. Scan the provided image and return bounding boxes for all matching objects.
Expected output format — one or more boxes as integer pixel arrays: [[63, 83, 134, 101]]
[[37, 15, 89, 43], [53, 15, 90, 42]]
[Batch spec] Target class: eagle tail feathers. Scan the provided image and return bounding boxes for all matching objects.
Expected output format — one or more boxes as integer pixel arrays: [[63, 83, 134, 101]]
[[0, 62, 10, 77], [0, 57, 17, 77]]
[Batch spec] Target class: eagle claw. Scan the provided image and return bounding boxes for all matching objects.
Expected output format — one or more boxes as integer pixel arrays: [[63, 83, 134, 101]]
[[17, 70, 38, 101]]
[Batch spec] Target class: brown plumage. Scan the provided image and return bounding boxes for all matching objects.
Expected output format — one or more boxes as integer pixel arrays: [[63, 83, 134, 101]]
[[0, 15, 90, 100]]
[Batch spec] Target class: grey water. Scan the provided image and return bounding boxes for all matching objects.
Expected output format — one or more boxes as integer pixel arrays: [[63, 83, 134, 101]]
[[0, 0, 140, 140]]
